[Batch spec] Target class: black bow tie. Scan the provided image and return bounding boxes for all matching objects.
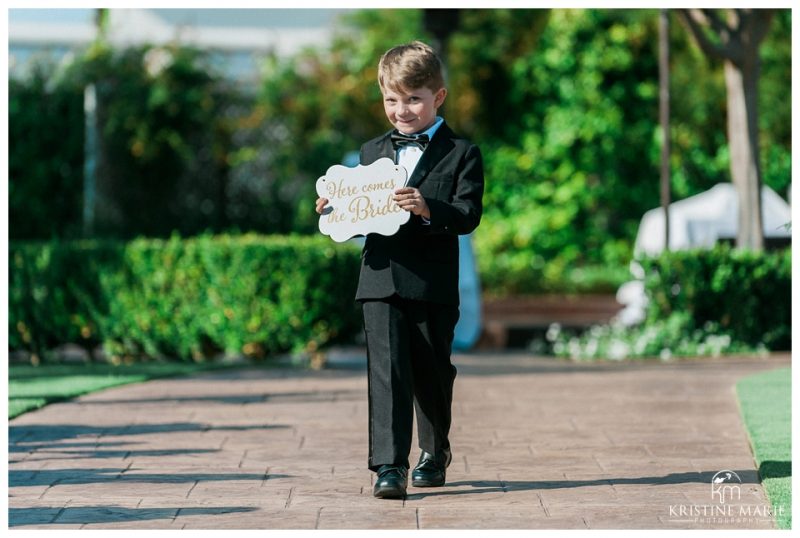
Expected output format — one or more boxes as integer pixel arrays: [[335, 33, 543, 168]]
[[391, 131, 430, 151]]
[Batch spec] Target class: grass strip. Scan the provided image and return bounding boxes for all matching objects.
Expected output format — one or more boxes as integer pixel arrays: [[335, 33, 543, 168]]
[[8, 361, 245, 419], [736, 366, 791, 529]]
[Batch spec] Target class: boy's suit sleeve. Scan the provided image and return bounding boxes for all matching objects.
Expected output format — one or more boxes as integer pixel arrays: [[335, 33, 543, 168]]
[[425, 144, 484, 235]]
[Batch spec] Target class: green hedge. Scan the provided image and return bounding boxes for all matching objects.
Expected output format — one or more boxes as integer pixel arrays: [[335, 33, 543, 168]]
[[9, 234, 362, 362], [640, 246, 791, 350], [552, 246, 791, 360]]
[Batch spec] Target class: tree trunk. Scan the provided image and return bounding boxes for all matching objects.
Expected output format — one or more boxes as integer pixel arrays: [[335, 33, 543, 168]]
[[724, 51, 764, 250], [659, 9, 671, 251], [676, 9, 773, 251]]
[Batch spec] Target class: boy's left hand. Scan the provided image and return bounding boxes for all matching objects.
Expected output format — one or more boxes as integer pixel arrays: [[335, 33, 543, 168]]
[[393, 187, 431, 220]]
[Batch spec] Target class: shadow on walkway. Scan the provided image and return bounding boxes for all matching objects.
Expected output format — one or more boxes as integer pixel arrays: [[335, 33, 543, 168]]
[[10, 469, 291, 487], [9, 506, 258, 527], [63, 389, 364, 406], [408, 469, 762, 499], [10, 422, 290, 444], [10, 447, 221, 461]]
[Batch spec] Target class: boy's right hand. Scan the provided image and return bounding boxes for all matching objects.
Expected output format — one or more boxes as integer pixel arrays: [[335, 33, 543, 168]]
[[315, 197, 330, 215]]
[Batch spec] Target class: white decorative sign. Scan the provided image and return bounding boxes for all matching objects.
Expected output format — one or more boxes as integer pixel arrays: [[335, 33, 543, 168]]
[[316, 157, 409, 242]]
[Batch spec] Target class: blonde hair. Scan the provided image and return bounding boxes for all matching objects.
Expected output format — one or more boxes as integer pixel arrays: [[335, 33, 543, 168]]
[[378, 41, 445, 93]]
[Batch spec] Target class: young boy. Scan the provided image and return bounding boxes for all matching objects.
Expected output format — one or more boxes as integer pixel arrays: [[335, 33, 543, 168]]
[[315, 41, 484, 499]]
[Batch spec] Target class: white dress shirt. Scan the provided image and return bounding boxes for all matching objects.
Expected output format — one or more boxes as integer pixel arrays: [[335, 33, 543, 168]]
[[395, 116, 444, 225], [395, 116, 444, 179]]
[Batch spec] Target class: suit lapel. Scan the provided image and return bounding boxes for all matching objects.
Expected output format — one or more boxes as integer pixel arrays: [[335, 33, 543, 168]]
[[407, 122, 455, 189]]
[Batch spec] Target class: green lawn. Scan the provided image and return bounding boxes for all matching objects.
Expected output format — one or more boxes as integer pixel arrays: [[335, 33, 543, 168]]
[[8, 361, 246, 419], [736, 366, 792, 529]]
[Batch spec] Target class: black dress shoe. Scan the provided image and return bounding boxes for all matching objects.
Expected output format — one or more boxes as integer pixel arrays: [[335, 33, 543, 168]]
[[373, 464, 408, 499], [411, 449, 452, 487]]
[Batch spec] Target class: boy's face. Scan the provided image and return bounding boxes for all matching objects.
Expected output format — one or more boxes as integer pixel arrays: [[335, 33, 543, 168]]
[[381, 85, 447, 134]]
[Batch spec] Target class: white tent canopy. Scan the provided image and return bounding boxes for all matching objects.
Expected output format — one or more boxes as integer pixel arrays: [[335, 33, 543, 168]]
[[634, 183, 791, 257]]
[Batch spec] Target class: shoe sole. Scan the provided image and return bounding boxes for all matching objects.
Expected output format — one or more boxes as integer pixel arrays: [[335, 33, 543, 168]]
[[373, 488, 406, 499], [411, 477, 445, 487]]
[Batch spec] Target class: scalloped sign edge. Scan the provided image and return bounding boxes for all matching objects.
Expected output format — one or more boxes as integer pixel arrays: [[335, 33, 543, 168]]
[[316, 157, 410, 242]]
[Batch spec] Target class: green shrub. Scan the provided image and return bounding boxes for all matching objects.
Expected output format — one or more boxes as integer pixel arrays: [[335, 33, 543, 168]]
[[552, 246, 791, 360], [641, 246, 791, 350], [9, 239, 122, 355], [9, 234, 362, 362]]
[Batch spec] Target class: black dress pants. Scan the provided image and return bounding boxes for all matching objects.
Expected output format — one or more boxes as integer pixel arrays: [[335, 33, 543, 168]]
[[361, 294, 459, 471]]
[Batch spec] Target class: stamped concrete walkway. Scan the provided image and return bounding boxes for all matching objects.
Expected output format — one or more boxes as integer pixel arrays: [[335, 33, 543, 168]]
[[9, 351, 790, 530]]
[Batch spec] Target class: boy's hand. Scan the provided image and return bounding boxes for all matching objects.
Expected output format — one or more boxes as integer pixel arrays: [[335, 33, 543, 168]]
[[393, 188, 430, 219], [315, 197, 330, 215]]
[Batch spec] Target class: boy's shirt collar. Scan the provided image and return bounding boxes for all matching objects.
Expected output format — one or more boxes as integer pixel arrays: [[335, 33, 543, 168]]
[[418, 116, 444, 140]]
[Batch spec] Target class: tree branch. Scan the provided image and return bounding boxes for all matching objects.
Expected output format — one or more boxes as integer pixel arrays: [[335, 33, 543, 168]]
[[677, 9, 728, 61], [702, 9, 730, 41], [677, 9, 742, 63]]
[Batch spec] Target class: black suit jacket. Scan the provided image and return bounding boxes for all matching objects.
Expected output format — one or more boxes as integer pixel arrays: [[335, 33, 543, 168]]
[[355, 121, 484, 305]]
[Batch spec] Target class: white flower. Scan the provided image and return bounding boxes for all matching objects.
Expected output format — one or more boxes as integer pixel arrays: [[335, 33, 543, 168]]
[[568, 337, 582, 360], [584, 337, 599, 358], [607, 339, 629, 360], [546, 323, 561, 342]]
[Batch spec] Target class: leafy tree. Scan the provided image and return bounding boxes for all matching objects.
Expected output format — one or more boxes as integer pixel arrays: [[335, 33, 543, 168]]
[[448, 9, 551, 141], [71, 43, 235, 238], [9, 61, 85, 239], [659, 9, 790, 202], [473, 10, 663, 293], [10, 42, 240, 240], [455, 9, 789, 293], [757, 10, 792, 199]]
